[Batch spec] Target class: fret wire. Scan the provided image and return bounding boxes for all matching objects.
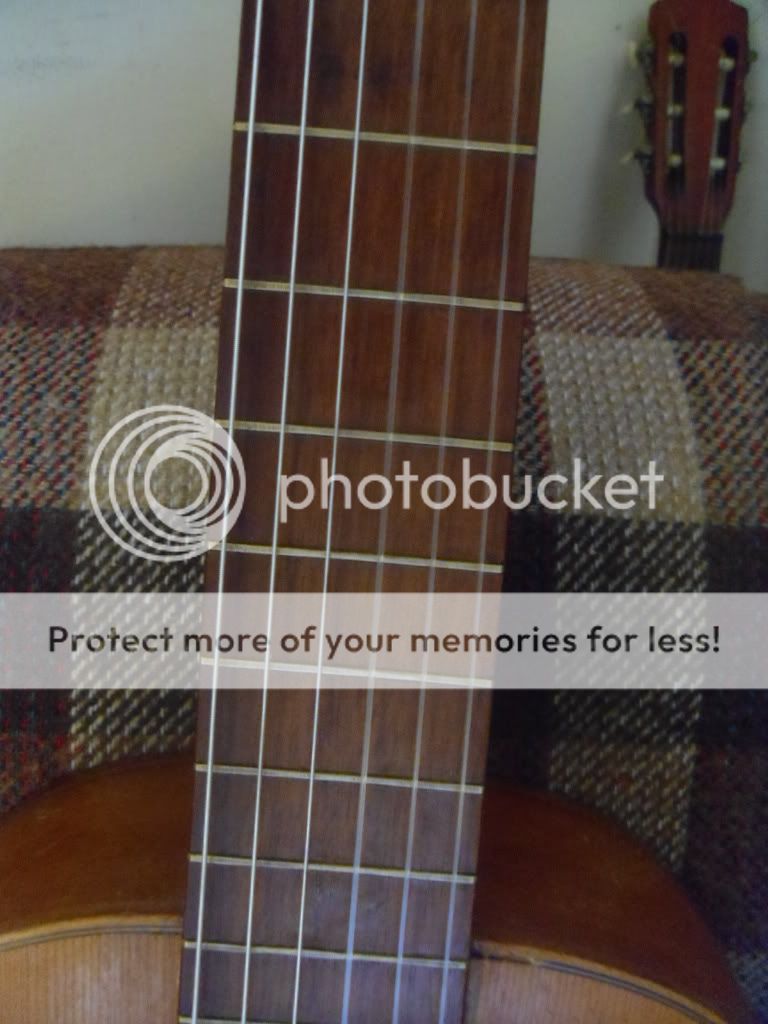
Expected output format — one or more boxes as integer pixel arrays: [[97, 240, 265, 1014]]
[[190, 6, 539, 1024], [196, 9, 530, 1023], [219, 542, 503, 574], [223, 277, 525, 312], [223, 419, 514, 453], [184, 941, 466, 972], [197, 657, 495, 690], [180, 1019, 276, 1024], [188, 853, 474, 885], [233, 120, 537, 157], [193, 762, 483, 795], [180, 1018, 280, 1024]]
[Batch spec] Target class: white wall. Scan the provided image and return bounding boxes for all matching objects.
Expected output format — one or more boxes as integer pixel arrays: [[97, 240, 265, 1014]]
[[1, 0, 766, 291], [0, 0, 241, 247]]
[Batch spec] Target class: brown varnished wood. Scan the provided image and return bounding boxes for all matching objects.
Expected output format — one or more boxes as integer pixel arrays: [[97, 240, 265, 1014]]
[[179, 689, 492, 1021], [470, 782, 752, 1024], [0, 756, 192, 1024], [0, 758, 750, 1023], [205, 550, 505, 593], [237, 0, 547, 146], [216, 297, 523, 440], [186, 0, 549, 1018], [465, 957, 734, 1024], [195, 690, 489, 783], [0, 754, 192, 939], [225, 138, 537, 298], [228, 435, 511, 561], [642, 0, 749, 266]]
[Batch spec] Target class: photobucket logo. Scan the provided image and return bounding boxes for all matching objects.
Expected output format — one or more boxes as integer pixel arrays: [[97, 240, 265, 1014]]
[[279, 458, 664, 522], [88, 405, 245, 562]]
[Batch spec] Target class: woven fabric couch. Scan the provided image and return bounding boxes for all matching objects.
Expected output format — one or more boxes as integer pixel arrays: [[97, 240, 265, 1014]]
[[0, 247, 766, 1019]]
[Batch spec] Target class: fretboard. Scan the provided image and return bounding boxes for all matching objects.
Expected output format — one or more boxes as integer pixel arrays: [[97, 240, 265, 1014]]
[[180, 1, 547, 1021], [182, 689, 491, 1023]]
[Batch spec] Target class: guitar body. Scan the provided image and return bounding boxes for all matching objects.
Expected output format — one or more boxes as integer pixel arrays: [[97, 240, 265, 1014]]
[[0, 757, 750, 1024]]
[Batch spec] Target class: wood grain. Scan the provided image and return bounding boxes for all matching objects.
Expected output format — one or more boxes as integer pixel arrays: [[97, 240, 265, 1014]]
[[0, 758, 751, 1023], [236, 0, 547, 145], [188, 0, 549, 1018], [0, 755, 192, 938], [0, 756, 192, 1024], [645, 0, 749, 266], [465, 956, 731, 1024], [470, 783, 753, 1024], [0, 931, 181, 1024]]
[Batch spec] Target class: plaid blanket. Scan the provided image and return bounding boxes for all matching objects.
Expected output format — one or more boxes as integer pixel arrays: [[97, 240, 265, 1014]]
[[1, 248, 766, 1019]]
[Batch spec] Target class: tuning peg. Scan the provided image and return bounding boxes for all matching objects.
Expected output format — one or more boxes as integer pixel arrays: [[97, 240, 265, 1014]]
[[621, 148, 653, 175], [634, 97, 654, 131], [619, 95, 655, 135], [619, 95, 650, 114], [627, 39, 655, 73], [636, 149, 654, 175]]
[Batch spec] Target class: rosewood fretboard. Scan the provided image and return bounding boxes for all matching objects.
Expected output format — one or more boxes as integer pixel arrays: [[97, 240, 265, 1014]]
[[180, 1, 547, 1021]]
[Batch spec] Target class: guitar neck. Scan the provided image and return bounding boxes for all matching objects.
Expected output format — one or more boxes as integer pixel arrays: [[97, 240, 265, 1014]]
[[180, 1, 547, 1021], [658, 228, 724, 271], [183, 689, 492, 1022]]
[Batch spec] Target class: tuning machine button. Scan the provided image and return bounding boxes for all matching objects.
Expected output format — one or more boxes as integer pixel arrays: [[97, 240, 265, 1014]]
[[628, 38, 656, 76], [634, 96, 654, 132], [621, 147, 653, 175]]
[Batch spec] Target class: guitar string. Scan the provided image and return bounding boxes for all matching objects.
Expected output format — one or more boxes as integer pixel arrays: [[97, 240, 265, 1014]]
[[334, 3, 429, 1022], [392, 3, 480, 1021], [236, 3, 318, 1022], [188, 1, 266, 1022], [698, 28, 729, 269], [197, 2, 531, 1020], [688, 10, 716, 271], [436, 0, 532, 1015], [438, 2, 529, 1019], [290, 3, 370, 1022]]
